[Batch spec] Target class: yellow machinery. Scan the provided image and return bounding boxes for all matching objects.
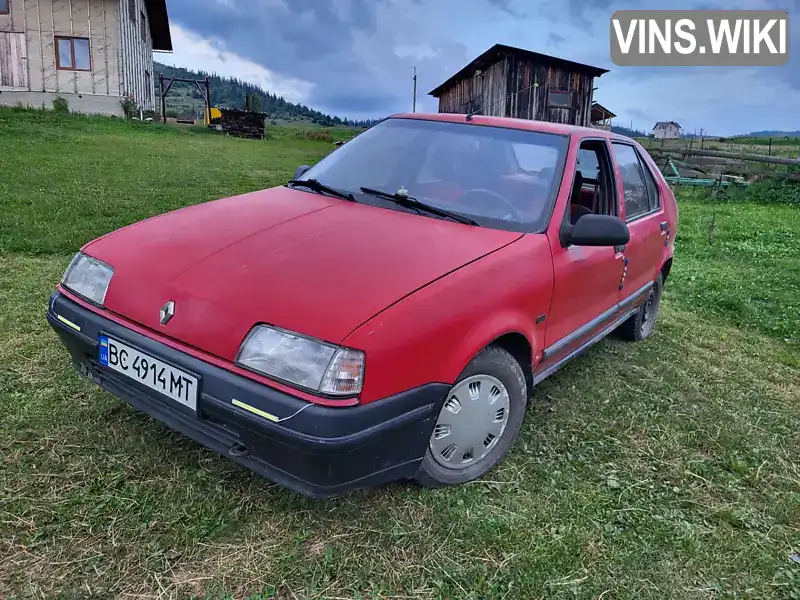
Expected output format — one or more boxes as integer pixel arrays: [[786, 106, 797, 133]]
[[205, 106, 222, 126]]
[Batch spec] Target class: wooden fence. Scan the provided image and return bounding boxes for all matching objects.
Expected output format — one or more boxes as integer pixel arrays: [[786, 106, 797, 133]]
[[644, 146, 800, 187]]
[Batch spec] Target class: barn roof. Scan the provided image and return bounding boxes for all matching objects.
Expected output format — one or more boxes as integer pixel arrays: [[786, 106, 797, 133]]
[[429, 43, 609, 97], [145, 0, 172, 52]]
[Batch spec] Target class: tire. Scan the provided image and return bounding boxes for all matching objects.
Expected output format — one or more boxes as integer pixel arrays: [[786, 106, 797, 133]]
[[413, 346, 528, 488], [617, 273, 663, 342]]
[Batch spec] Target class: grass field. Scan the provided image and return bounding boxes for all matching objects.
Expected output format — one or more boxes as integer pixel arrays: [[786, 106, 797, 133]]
[[1, 108, 798, 600], [637, 136, 800, 159]]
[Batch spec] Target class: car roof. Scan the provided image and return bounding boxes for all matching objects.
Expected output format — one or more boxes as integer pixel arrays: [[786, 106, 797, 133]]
[[388, 112, 637, 144]]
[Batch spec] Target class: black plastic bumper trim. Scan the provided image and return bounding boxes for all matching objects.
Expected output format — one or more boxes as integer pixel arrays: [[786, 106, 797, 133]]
[[46, 291, 449, 498]]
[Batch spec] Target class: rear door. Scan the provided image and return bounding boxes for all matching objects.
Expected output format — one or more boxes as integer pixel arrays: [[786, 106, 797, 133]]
[[610, 142, 666, 301]]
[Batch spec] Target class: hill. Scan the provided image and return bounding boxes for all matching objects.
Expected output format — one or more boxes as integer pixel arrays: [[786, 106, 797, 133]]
[[153, 62, 382, 128], [737, 130, 800, 138], [611, 125, 648, 138]]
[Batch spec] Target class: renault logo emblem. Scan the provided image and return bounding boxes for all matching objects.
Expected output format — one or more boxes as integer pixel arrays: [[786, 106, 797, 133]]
[[160, 301, 175, 326]]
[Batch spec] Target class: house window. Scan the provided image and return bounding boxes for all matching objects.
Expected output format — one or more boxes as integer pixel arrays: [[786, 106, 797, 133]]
[[547, 89, 572, 108], [0, 0, 9, 15], [128, 0, 136, 22], [55, 37, 91, 71], [145, 70, 151, 102], [140, 10, 147, 41]]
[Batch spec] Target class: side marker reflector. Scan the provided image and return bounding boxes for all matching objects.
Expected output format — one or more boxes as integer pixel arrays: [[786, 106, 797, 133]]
[[56, 314, 82, 332]]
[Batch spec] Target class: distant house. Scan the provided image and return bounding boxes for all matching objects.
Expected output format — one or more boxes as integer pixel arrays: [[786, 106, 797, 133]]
[[653, 121, 682, 139], [0, 0, 172, 116], [429, 43, 609, 128]]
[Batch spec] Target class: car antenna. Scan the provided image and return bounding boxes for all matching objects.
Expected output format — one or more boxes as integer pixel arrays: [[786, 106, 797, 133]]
[[465, 81, 540, 122]]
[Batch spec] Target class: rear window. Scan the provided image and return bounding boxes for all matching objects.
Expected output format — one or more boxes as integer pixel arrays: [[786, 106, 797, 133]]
[[298, 118, 569, 232]]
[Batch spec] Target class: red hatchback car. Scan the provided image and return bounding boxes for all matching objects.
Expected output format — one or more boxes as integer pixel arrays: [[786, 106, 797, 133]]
[[48, 113, 677, 498]]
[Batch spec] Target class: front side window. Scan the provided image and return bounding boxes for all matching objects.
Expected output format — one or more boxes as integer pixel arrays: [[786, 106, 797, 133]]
[[0, 0, 9, 15], [56, 37, 91, 71], [297, 118, 569, 232], [566, 140, 616, 225], [612, 143, 652, 221]]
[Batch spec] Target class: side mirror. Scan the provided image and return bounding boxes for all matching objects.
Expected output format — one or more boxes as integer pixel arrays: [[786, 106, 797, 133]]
[[562, 214, 630, 247], [293, 165, 311, 180]]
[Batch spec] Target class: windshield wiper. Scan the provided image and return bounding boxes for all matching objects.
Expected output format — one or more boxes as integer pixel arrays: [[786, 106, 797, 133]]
[[288, 179, 356, 202], [359, 187, 479, 226]]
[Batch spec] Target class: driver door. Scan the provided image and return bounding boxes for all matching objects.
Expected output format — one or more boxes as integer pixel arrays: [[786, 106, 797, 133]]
[[536, 136, 624, 377]]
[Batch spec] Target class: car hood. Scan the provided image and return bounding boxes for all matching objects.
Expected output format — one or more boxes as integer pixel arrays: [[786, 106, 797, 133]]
[[86, 186, 522, 362]]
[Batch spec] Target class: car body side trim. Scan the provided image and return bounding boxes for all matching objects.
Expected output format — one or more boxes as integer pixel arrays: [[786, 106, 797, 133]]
[[534, 307, 639, 385], [619, 281, 654, 311], [542, 304, 619, 361], [541, 281, 653, 361]]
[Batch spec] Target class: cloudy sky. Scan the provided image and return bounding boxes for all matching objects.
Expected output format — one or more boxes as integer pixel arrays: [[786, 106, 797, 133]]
[[157, 0, 798, 135]]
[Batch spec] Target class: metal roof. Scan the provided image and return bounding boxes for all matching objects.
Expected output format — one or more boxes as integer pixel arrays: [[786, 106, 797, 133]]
[[591, 102, 616, 120], [429, 44, 609, 97], [388, 112, 636, 142]]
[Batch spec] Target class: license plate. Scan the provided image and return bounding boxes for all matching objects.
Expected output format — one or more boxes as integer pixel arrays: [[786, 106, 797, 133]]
[[99, 335, 198, 411]]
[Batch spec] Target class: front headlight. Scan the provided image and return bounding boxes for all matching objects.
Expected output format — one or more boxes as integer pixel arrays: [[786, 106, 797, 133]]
[[236, 325, 365, 397], [61, 252, 114, 306]]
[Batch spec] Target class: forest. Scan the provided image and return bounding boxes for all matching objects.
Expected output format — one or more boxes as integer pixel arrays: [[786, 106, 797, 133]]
[[154, 62, 382, 128]]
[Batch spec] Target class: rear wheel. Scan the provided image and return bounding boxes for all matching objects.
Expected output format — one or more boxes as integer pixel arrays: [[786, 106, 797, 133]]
[[617, 273, 663, 341], [414, 346, 527, 488]]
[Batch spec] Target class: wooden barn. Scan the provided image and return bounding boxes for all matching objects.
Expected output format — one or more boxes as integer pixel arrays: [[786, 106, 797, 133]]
[[429, 44, 609, 128]]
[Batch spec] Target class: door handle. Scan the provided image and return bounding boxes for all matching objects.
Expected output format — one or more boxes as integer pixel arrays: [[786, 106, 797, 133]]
[[614, 244, 626, 254], [660, 221, 669, 232]]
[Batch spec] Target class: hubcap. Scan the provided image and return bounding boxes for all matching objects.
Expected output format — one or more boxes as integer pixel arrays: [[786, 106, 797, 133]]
[[429, 375, 511, 470]]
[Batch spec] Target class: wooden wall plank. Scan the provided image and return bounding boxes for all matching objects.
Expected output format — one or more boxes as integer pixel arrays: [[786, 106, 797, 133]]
[[436, 52, 600, 127]]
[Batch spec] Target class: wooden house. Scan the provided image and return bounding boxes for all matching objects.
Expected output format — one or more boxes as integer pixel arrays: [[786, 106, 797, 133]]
[[429, 44, 608, 128], [590, 102, 616, 131], [0, 0, 171, 116]]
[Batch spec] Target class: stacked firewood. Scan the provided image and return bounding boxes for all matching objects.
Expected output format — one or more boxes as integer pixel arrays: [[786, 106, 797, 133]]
[[211, 108, 266, 140]]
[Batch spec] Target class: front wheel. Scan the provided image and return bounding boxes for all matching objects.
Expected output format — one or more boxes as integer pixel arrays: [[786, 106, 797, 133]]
[[617, 273, 663, 342], [413, 346, 528, 488]]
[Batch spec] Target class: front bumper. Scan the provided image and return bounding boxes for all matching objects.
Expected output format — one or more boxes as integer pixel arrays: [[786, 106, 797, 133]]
[[46, 291, 448, 498]]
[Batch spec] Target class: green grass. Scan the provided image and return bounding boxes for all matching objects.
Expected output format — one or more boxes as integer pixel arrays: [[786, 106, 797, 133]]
[[1, 109, 798, 599], [667, 190, 800, 346], [637, 136, 800, 159], [0, 108, 334, 255]]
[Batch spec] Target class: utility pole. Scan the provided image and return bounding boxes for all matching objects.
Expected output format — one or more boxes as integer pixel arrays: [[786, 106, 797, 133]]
[[412, 66, 417, 113]]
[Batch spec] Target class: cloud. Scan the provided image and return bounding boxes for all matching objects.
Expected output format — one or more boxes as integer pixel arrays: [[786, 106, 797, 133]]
[[160, 24, 314, 105], [627, 108, 654, 124], [546, 33, 566, 48], [161, 0, 800, 134]]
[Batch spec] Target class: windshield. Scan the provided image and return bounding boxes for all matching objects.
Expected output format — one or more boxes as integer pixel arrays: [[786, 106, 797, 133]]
[[296, 118, 568, 232]]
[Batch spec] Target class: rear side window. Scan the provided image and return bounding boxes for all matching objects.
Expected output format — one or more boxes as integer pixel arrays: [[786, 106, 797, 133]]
[[639, 153, 661, 212], [612, 143, 655, 221]]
